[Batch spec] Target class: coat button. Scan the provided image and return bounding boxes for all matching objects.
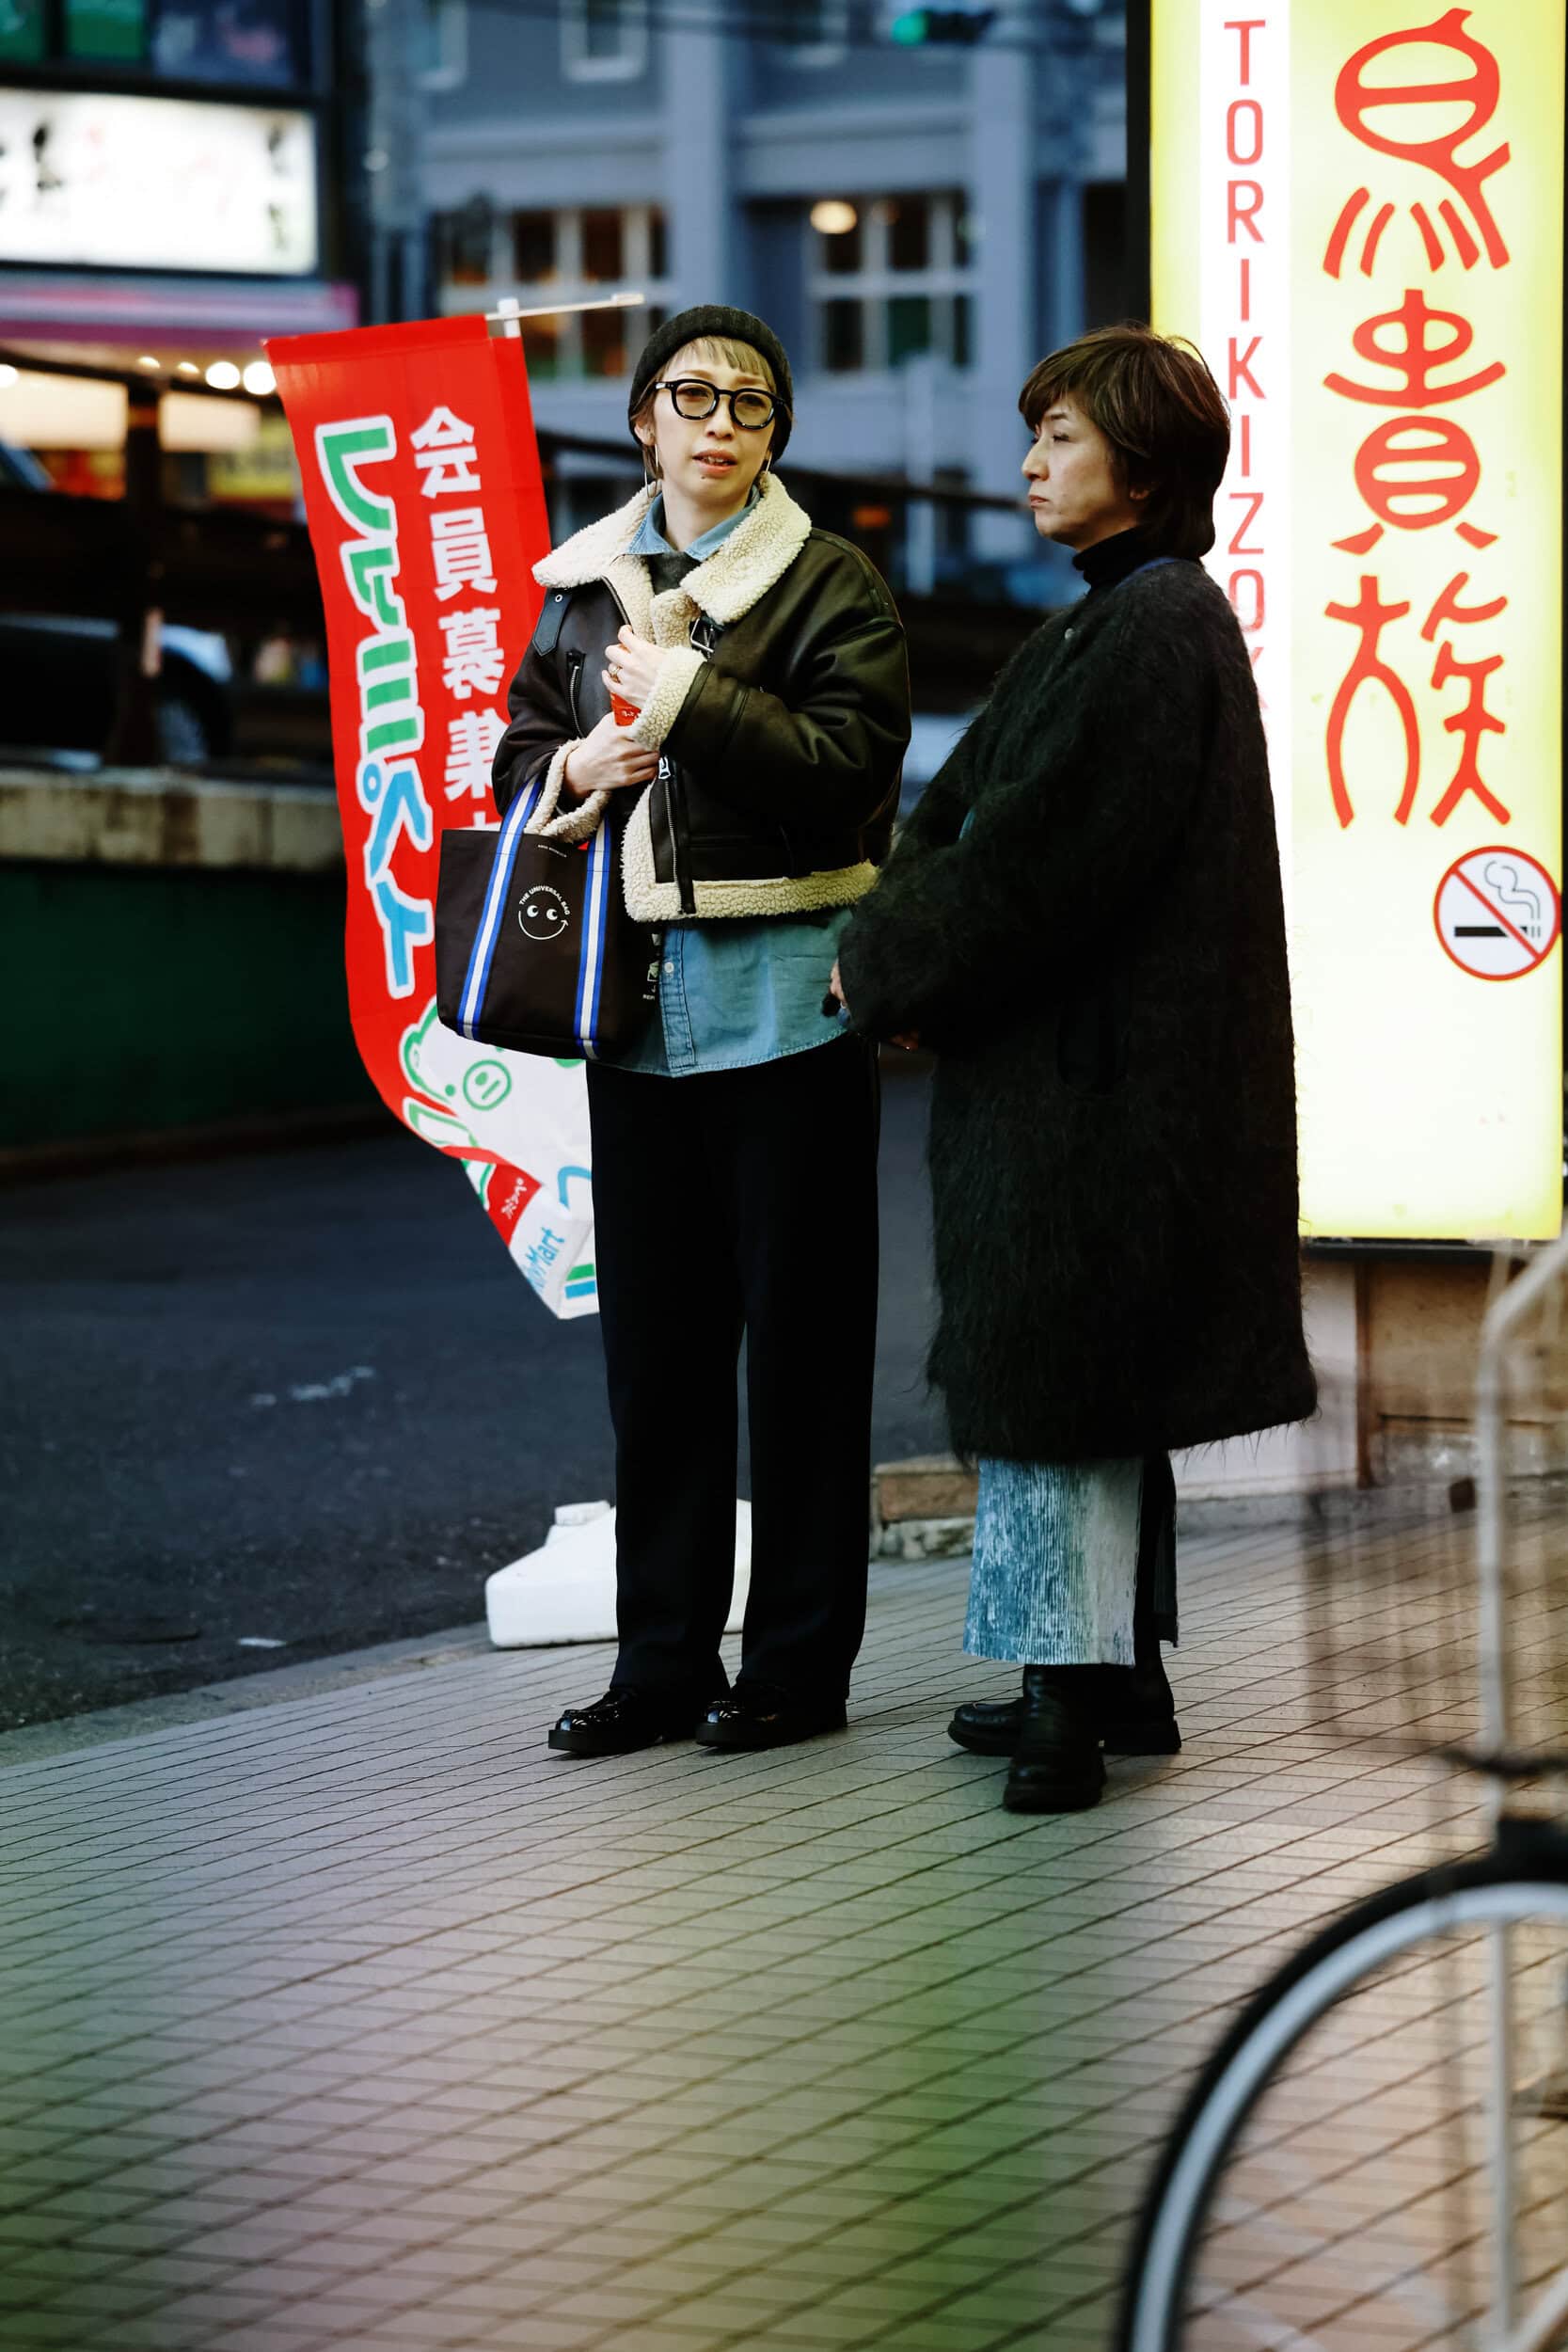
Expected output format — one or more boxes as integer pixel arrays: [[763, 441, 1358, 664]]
[[1064, 626, 1074, 640]]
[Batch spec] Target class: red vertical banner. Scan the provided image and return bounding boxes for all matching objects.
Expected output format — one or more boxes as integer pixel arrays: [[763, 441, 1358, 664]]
[[268, 315, 601, 1316]]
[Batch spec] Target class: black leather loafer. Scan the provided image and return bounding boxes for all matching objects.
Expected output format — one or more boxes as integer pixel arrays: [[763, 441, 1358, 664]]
[[547, 1687, 699, 1756], [694, 1691, 847, 1753], [1003, 1669, 1105, 1813]]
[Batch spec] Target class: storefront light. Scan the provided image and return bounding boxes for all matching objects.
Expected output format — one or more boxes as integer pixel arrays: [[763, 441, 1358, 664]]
[[0, 92, 317, 276], [0, 370, 127, 449], [242, 360, 276, 396], [160, 391, 261, 453], [176, 361, 201, 377], [205, 361, 243, 390], [810, 200, 859, 236], [136, 354, 160, 370]]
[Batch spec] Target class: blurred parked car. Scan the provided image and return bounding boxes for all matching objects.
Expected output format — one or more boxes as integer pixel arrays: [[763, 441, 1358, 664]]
[[0, 438, 330, 775]]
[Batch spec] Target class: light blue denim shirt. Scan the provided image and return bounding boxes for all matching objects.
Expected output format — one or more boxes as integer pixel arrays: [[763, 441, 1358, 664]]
[[606, 488, 853, 1078]]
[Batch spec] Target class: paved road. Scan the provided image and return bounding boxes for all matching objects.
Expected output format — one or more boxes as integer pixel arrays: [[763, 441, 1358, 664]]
[[0, 1057, 943, 1729]]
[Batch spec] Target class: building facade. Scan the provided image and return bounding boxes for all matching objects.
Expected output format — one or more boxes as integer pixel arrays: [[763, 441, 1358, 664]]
[[422, 0, 1128, 600]]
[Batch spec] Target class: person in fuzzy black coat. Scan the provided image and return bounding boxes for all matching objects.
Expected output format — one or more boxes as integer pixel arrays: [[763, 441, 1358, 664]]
[[834, 325, 1317, 1813]]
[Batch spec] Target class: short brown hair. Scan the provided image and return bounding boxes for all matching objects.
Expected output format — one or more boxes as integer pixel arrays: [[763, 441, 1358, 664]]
[[1019, 324, 1229, 560]]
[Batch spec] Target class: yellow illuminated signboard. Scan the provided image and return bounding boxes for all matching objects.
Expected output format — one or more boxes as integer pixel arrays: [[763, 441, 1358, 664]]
[[1149, 1, 1564, 1239]]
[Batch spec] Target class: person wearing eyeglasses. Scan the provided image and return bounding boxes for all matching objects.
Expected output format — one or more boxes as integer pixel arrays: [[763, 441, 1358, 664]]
[[492, 305, 911, 1758]]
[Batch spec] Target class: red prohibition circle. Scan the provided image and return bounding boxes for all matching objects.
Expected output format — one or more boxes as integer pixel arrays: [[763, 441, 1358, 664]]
[[1433, 843, 1562, 982]]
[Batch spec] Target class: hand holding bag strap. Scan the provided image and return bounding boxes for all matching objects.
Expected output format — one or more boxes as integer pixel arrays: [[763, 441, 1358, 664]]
[[517, 589, 610, 845], [455, 774, 547, 1041], [523, 739, 610, 846]]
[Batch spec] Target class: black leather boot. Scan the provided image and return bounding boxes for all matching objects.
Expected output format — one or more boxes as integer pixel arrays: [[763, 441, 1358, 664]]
[[948, 1658, 1180, 1758], [1099, 1654, 1180, 1754], [1003, 1666, 1105, 1813], [947, 1693, 1025, 1756], [1102, 1510, 1182, 1752]]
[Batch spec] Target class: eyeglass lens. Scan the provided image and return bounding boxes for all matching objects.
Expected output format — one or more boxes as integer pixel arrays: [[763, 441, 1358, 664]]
[[667, 381, 776, 429]]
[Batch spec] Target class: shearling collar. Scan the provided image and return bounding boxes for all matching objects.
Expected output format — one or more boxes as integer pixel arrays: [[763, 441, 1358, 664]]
[[533, 469, 814, 627]]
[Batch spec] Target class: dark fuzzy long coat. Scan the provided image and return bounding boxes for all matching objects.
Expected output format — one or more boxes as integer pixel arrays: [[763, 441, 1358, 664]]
[[836, 548, 1317, 1463]]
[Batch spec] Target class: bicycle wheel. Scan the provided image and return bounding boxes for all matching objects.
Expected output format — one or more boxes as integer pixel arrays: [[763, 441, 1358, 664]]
[[1117, 1838, 1568, 2352]]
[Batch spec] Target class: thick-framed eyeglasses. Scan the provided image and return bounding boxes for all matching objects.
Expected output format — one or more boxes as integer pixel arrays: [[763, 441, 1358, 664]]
[[656, 378, 782, 431]]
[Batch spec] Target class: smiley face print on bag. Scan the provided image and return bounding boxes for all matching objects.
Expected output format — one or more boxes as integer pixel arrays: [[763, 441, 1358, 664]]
[[517, 884, 570, 944]]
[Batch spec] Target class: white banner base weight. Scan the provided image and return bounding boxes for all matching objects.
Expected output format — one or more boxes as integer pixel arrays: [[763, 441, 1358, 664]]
[[485, 1501, 752, 1647]]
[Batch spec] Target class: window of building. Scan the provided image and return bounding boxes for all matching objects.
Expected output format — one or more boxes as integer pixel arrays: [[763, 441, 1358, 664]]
[[562, 0, 647, 82], [580, 208, 624, 283], [808, 190, 974, 374], [415, 0, 466, 91], [886, 196, 929, 274], [887, 294, 930, 369], [819, 209, 863, 278], [769, 0, 847, 64], [823, 299, 863, 374], [434, 197, 496, 287], [434, 202, 672, 383], [154, 0, 309, 82], [511, 210, 556, 285], [6, 0, 311, 79]]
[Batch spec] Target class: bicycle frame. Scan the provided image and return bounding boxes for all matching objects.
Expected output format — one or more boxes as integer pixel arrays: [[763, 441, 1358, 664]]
[[1475, 1226, 1568, 2340]]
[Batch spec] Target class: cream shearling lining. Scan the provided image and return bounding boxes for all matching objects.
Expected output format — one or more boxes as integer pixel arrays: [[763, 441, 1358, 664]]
[[621, 784, 879, 925], [532, 470, 814, 627], [522, 739, 610, 845], [628, 645, 705, 753]]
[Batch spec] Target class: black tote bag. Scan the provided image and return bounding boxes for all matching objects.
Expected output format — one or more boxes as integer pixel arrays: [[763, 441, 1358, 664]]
[[435, 777, 658, 1058]]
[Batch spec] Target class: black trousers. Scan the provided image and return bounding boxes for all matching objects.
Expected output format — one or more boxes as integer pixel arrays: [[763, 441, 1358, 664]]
[[586, 1036, 880, 1707]]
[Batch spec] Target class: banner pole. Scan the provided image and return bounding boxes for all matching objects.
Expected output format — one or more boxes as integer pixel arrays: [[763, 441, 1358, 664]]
[[483, 292, 648, 328]]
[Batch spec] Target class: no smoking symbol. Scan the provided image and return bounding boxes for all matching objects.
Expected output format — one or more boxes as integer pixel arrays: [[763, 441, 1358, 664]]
[[1433, 847, 1561, 982]]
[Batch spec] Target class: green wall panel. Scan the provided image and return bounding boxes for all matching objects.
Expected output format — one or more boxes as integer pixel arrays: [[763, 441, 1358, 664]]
[[4, 862, 376, 1147]]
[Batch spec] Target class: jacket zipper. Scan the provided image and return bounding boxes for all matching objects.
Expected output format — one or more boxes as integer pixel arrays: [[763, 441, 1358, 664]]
[[665, 771, 695, 916]]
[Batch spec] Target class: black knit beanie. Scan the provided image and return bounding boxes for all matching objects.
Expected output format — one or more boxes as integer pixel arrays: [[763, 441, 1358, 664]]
[[627, 304, 794, 461]]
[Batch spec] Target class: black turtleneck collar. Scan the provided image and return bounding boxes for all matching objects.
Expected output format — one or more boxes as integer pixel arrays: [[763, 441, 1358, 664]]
[[1072, 528, 1160, 595]]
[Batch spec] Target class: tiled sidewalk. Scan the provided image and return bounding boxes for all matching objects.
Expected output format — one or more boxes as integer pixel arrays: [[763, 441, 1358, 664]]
[[0, 1501, 1557, 2352]]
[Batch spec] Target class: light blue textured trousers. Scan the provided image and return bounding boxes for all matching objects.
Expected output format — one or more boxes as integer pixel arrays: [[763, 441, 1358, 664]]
[[964, 1456, 1148, 1666]]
